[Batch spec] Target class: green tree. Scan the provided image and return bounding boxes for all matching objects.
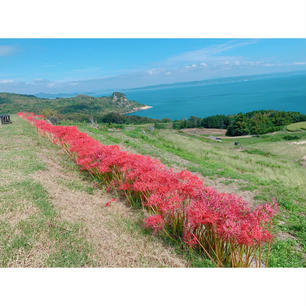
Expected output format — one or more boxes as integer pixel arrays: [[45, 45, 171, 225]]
[[226, 113, 251, 136]]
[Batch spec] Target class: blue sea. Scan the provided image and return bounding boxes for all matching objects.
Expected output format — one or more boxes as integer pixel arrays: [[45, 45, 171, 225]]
[[124, 72, 306, 120]]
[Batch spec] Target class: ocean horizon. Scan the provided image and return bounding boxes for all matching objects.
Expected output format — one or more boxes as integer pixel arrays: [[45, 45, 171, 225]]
[[124, 71, 306, 120]]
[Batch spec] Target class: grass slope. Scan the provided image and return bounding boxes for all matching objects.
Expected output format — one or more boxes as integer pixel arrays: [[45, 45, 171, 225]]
[[0, 117, 93, 267], [74, 122, 306, 267], [0, 116, 191, 267], [287, 121, 306, 132]]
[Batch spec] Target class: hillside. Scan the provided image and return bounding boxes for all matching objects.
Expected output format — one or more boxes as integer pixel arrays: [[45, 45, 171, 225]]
[[70, 120, 306, 267], [0, 116, 186, 267], [1, 114, 306, 267], [0, 92, 146, 120]]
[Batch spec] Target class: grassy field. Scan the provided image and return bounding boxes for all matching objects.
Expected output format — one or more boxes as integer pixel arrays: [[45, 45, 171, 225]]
[[0, 116, 190, 267], [68, 121, 306, 267], [2, 116, 306, 267], [287, 121, 306, 132]]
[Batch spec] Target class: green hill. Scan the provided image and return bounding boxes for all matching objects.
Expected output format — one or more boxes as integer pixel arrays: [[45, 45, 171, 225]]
[[0, 92, 145, 121]]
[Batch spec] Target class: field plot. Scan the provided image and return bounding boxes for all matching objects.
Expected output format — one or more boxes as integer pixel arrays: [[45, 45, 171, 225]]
[[0, 116, 187, 267], [287, 121, 306, 131]]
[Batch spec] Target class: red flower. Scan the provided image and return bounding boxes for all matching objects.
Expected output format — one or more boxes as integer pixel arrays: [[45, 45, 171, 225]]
[[105, 198, 116, 207], [143, 215, 165, 233]]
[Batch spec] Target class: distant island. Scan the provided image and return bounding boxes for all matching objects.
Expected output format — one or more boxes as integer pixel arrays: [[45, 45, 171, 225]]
[[0, 92, 151, 122]]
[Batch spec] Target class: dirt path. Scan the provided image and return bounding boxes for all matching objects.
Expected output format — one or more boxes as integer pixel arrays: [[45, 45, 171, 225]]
[[32, 146, 187, 267]]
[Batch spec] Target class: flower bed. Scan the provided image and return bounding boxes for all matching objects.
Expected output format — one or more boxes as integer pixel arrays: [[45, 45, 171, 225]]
[[18, 112, 278, 267]]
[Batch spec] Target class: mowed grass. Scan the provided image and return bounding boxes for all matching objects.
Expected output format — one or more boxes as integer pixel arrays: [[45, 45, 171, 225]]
[[287, 121, 306, 131], [77, 122, 306, 267], [0, 117, 93, 267]]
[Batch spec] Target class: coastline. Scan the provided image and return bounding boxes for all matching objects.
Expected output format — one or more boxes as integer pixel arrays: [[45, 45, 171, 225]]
[[125, 105, 152, 114]]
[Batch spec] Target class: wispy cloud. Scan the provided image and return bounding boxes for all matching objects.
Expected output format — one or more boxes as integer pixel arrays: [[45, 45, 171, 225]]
[[72, 67, 102, 73], [166, 40, 257, 64], [0, 45, 16, 56], [0, 79, 14, 84]]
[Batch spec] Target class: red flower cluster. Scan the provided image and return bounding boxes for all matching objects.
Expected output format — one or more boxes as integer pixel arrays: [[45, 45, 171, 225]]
[[18, 112, 278, 267]]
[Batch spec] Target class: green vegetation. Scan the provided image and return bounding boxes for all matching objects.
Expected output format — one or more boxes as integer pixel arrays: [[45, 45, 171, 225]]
[[226, 111, 306, 136], [0, 92, 145, 122], [1, 116, 191, 267], [64, 108, 305, 136], [2, 111, 306, 267], [0, 117, 94, 267], [74, 121, 306, 267], [172, 110, 306, 136], [287, 121, 306, 132], [2, 90, 304, 136], [97, 111, 161, 125]]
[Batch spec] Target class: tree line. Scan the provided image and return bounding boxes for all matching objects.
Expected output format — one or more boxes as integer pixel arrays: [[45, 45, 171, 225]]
[[172, 110, 306, 136], [43, 109, 306, 136]]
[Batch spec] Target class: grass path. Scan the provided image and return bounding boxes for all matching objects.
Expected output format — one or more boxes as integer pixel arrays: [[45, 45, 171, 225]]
[[0, 116, 187, 267]]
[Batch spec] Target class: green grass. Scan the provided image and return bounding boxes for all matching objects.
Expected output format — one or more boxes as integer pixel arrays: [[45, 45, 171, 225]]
[[287, 121, 306, 132], [5, 116, 305, 267], [0, 116, 94, 267], [75, 122, 306, 267]]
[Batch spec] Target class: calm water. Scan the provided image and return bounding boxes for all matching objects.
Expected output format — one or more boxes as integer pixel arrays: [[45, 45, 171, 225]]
[[125, 72, 306, 120]]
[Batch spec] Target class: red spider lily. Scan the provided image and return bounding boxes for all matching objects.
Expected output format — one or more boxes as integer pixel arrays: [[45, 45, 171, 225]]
[[105, 198, 116, 207], [143, 215, 165, 233], [18, 112, 279, 267]]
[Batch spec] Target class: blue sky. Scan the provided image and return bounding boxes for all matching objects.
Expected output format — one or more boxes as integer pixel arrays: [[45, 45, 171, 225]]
[[0, 39, 305, 94]]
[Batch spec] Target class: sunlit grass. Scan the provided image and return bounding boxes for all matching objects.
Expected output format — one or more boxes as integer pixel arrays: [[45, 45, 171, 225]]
[[287, 121, 306, 131], [76, 122, 306, 267]]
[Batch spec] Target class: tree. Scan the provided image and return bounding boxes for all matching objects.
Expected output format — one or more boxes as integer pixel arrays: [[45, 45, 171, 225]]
[[226, 113, 251, 136]]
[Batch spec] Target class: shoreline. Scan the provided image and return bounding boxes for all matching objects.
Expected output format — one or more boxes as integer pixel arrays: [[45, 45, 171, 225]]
[[125, 105, 152, 114]]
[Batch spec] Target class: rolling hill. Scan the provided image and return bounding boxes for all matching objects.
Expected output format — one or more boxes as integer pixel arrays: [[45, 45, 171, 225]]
[[0, 92, 146, 121]]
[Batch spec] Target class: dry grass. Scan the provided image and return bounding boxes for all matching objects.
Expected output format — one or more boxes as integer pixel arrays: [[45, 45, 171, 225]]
[[33, 148, 187, 267], [181, 128, 227, 135], [0, 116, 187, 267]]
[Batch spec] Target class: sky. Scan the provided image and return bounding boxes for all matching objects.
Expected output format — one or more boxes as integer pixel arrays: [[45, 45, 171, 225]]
[[0, 39, 305, 94]]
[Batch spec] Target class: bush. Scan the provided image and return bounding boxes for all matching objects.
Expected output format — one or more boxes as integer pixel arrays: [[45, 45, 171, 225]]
[[283, 135, 301, 140]]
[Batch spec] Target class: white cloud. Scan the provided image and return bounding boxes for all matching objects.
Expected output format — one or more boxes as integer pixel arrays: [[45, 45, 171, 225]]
[[293, 62, 306, 65], [47, 82, 56, 88], [0, 46, 16, 56], [263, 63, 284, 67], [185, 64, 197, 69], [0, 79, 14, 84], [165, 71, 172, 75], [166, 40, 256, 63], [200, 62, 207, 67], [146, 68, 163, 75]]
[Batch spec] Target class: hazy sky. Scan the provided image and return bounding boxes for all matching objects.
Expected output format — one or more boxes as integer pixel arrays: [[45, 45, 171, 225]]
[[0, 39, 305, 94]]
